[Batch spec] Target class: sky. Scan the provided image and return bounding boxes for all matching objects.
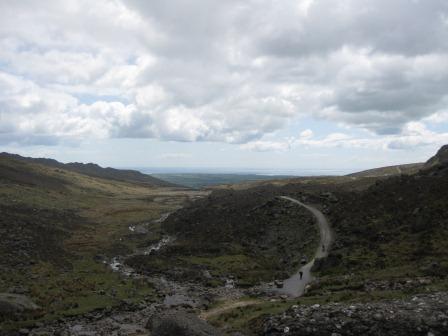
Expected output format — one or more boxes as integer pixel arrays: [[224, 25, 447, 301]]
[[1, 0, 448, 173]]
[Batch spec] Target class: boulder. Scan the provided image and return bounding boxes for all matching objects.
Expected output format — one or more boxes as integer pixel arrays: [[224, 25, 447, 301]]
[[147, 311, 223, 336], [0, 293, 41, 319], [274, 280, 284, 288]]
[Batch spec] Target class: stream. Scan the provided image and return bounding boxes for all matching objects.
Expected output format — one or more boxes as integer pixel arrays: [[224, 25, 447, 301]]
[[107, 212, 175, 277]]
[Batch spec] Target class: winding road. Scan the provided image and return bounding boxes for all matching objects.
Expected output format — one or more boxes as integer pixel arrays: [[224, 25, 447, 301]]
[[275, 196, 333, 297], [200, 196, 333, 320]]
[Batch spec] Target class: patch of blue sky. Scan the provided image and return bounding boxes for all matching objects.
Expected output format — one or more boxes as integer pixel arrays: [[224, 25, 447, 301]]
[[0, 61, 9, 71], [75, 93, 130, 105], [277, 116, 373, 140], [425, 121, 448, 133]]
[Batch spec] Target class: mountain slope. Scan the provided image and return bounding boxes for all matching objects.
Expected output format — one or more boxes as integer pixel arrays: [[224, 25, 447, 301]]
[[0, 152, 176, 187], [347, 162, 423, 178]]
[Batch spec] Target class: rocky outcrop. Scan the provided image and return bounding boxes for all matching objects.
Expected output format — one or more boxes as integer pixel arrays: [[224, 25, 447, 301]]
[[0, 293, 41, 319], [424, 144, 448, 168], [147, 311, 223, 336], [263, 292, 448, 335]]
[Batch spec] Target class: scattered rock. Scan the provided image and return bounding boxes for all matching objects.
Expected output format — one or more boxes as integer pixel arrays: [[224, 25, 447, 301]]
[[263, 292, 448, 335], [147, 310, 224, 336]]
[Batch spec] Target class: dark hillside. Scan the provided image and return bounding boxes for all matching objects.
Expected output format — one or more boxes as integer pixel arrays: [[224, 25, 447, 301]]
[[313, 148, 448, 293], [0, 155, 68, 189], [0, 204, 81, 271], [258, 149, 448, 336], [216, 146, 448, 335], [163, 188, 315, 253], [327, 166, 448, 274], [127, 187, 319, 286]]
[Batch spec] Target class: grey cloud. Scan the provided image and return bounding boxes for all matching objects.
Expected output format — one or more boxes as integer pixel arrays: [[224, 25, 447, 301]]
[[322, 53, 448, 133], [123, 0, 247, 56], [257, 0, 448, 58]]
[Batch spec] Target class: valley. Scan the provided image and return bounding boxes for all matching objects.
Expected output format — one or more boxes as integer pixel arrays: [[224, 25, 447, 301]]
[[4, 1, 448, 335], [1, 146, 448, 335], [149, 173, 297, 189]]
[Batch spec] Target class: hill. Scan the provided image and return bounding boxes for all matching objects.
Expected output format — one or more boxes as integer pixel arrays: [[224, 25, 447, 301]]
[[0, 152, 176, 188], [127, 187, 319, 286]]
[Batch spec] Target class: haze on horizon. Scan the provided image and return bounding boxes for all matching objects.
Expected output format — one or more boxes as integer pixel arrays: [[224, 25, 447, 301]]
[[1, 0, 448, 171]]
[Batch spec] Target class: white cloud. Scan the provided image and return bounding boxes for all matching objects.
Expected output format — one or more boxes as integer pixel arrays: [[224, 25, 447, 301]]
[[299, 129, 314, 139], [160, 152, 192, 160], [1, 0, 448, 147], [242, 122, 448, 152], [241, 140, 292, 152]]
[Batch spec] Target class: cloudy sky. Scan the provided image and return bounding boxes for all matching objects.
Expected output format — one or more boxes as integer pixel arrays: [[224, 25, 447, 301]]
[[1, 0, 448, 172]]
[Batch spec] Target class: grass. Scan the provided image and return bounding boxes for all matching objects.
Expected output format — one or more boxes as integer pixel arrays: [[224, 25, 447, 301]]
[[208, 300, 292, 334], [0, 258, 155, 330]]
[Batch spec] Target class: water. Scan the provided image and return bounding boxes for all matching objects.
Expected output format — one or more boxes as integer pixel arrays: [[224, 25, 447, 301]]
[[143, 236, 174, 255], [108, 257, 134, 276], [109, 212, 175, 276], [108, 236, 175, 276]]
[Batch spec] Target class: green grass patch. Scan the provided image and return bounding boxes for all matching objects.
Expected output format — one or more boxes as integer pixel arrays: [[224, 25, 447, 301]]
[[208, 300, 292, 334]]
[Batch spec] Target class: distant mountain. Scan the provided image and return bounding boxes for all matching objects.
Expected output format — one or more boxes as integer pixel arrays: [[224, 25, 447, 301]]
[[151, 173, 296, 189], [0, 152, 177, 188]]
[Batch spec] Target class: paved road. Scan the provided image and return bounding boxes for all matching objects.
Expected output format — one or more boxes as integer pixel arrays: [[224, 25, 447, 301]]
[[275, 196, 333, 297]]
